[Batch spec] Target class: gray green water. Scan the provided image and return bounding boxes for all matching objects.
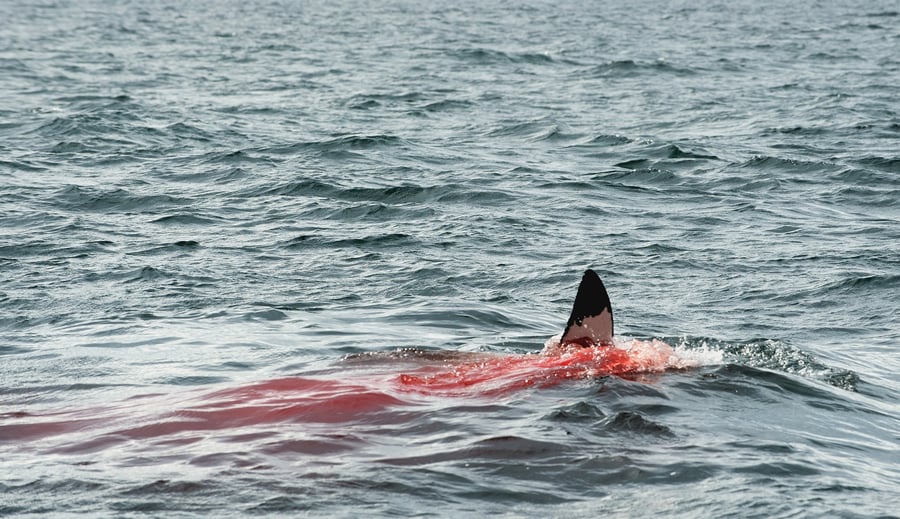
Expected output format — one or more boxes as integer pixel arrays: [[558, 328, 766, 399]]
[[1, 0, 899, 516]]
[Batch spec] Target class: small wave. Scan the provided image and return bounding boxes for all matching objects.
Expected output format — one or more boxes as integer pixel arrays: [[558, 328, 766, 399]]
[[261, 134, 406, 156], [531, 125, 583, 143], [242, 178, 337, 198], [545, 401, 607, 422], [485, 120, 564, 139], [119, 479, 213, 496], [396, 307, 519, 331], [49, 141, 91, 153], [631, 242, 689, 255], [535, 179, 602, 193], [0, 159, 47, 172], [200, 149, 278, 166], [738, 155, 838, 174], [825, 185, 898, 207], [853, 155, 900, 174], [678, 337, 859, 392], [52, 94, 133, 104], [834, 165, 899, 185], [342, 92, 426, 108], [462, 435, 568, 460], [565, 133, 633, 148], [585, 59, 696, 78], [595, 168, 681, 186], [340, 184, 436, 203], [151, 213, 223, 226], [453, 47, 560, 66], [435, 188, 517, 204], [165, 122, 217, 142], [29, 98, 143, 140], [420, 99, 474, 112], [305, 202, 437, 221], [762, 126, 828, 136], [124, 266, 171, 283], [244, 179, 514, 208], [347, 98, 381, 110], [124, 241, 202, 257], [546, 402, 674, 438], [820, 273, 900, 294], [0, 57, 29, 73], [0, 344, 32, 355], [600, 411, 674, 437], [53, 185, 192, 213], [156, 375, 229, 386], [243, 309, 288, 321], [319, 134, 405, 150], [31, 115, 93, 138], [281, 232, 419, 250], [664, 144, 719, 160], [609, 143, 720, 174], [0, 237, 106, 260]]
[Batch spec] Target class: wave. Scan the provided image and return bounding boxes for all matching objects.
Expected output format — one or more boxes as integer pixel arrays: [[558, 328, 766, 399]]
[[583, 59, 697, 78], [53, 185, 193, 213], [735, 155, 837, 174], [258, 134, 406, 156], [150, 213, 223, 226], [239, 178, 517, 207], [594, 143, 722, 180], [27, 98, 143, 140], [824, 185, 899, 207], [835, 165, 900, 185], [299, 202, 438, 222], [592, 168, 681, 187], [813, 273, 900, 297], [675, 337, 859, 392], [199, 149, 277, 166], [280, 232, 420, 250], [865, 10, 898, 17], [452, 47, 569, 66], [852, 155, 900, 173], [0, 159, 48, 172], [0, 234, 113, 260], [484, 119, 581, 142], [566, 133, 633, 148], [244, 180, 435, 203], [420, 99, 474, 112]]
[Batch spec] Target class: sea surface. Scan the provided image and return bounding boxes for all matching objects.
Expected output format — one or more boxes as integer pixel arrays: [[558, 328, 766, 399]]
[[1, 0, 899, 516]]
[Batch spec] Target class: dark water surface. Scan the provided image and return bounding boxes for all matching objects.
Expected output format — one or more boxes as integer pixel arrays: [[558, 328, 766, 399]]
[[2, 0, 899, 516]]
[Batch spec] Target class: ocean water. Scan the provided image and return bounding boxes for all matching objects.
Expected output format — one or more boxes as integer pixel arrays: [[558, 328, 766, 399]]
[[1, 0, 899, 516]]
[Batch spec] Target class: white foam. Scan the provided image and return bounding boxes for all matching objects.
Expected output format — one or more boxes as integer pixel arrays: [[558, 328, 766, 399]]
[[543, 335, 723, 372], [616, 337, 724, 370], [669, 343, 725, 368]]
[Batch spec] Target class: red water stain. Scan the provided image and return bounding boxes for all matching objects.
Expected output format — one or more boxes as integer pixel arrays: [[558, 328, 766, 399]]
[[0, 416, 102, 442], [397, 345, 641, 395], [108, 378, 408, 441], [2, 344, 672, 446]]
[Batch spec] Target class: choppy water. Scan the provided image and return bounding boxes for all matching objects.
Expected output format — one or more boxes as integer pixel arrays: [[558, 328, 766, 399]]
[[2, 0, 899, 516]]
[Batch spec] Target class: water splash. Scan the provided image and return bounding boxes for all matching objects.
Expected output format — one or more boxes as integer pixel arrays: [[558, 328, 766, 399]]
[[671, 336, 859, 391]]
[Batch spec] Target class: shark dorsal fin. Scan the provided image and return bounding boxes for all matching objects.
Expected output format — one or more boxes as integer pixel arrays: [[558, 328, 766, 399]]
[[560, 269, 614, 347]]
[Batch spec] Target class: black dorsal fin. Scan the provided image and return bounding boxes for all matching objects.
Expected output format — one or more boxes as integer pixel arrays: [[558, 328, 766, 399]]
[[560, 269, 614, 347]]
